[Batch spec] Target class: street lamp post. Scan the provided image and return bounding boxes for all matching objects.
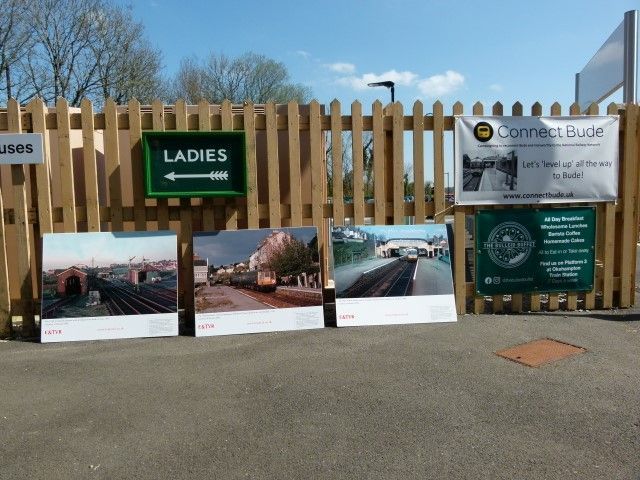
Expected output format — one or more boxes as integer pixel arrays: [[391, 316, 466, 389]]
[[367, 80, 395, 103]]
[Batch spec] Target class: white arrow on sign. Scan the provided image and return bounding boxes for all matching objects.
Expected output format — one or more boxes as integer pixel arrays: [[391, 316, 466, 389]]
[[164, 171, 228, 182]]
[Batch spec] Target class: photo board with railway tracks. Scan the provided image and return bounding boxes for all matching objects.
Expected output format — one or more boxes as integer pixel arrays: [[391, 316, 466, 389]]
[[454, 116, 619, 205], [331, 224, 457, 327], [193, 227, 324, 336], [40, 231, 178, 343]]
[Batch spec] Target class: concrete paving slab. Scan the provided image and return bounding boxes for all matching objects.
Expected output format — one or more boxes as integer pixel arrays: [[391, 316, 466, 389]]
[[0, 309, 638, 479]]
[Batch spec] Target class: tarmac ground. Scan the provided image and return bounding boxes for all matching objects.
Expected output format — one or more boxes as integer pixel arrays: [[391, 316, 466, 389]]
[[1, 306, 639, 479]]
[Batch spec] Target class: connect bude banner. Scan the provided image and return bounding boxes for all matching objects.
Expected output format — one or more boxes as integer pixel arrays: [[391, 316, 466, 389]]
[[454, 116, 619, 205]]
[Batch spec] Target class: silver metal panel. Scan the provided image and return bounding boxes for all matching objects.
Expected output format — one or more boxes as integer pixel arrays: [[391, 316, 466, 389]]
[[576, 20, 624, 111]]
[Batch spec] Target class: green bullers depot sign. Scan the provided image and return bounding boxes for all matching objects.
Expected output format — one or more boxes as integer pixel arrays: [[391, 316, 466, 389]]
[[475, 207, 595, 295], [143, 131, 246, 198]]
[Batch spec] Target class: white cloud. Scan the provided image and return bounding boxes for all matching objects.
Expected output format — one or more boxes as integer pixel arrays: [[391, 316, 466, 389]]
[[337, 69, 419, 90], [295, 50, 311, 59], [325, 62, 356, 74], [333, 67, 465, 98], [417, 70, 465, 97], [489, 83, 503, 92]]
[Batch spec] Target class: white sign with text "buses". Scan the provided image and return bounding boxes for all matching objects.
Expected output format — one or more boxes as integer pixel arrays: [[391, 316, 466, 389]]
[[0, 133, 44, 165]]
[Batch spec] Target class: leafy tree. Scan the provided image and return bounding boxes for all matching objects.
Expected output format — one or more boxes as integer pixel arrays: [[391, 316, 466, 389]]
[[3, 0, 163, 106], [268, 238, 317, 278], [326, 132, 373, 197], [170, 52, 311, 104], [0, 0, 34, 100]]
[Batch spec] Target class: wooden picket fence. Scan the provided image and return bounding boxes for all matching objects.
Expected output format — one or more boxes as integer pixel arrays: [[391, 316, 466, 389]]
[[0, 98, 638, 338]]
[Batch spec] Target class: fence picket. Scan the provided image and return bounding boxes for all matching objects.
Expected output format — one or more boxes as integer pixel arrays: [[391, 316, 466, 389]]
[[221, 100, 238, 230], [197, 100, 215, 231], [128, 99, 146, 231], [8, 100, 34, 335], [309, 101, 326, 280], [175, 99, 194, 319], [351, 101, 365, 226], [372, 101, 385, 225], [29, 98, 53, 234], [288, 101, 303, 226], [413, 101, 425, 224], [152, 100, 169, 230], [601, 104, 618, 307], [28, 98, 53, 307], [80, 99, 101, 232], [452, 102, 466, 314], [583, 103, 600, 310], [104, 99, 122, 232], [244, 102, 259, 229], [490, 102, 505, 313], [526, 102, 543, 312], [433, 101, 445, 224], [330, 100, 345, 226], [266, 102, 281, 227], [56, 98, 78, 232], [510, 102, 523, 313], [620, 103, 639, 306], [392, 102, 404, 225], [0, 189, 9, 336], [471, 102, 485, 314]]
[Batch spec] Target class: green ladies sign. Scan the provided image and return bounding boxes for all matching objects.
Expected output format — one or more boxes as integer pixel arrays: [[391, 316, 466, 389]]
[[142, 131, 246, 198], [475, 207, 595, 295]]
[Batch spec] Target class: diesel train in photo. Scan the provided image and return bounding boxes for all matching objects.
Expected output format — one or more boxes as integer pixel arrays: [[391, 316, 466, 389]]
[[229, 269, 278, 292]]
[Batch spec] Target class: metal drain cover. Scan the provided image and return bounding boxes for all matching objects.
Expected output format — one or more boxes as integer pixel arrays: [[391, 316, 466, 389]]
[[495, 338, 586, 367]]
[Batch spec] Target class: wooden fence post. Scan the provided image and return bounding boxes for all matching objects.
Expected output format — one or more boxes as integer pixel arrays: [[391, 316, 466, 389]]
[[452, 102, 467, 314], [8, 99, 35, 335], [0, 190, 10, 337], [175, 99, 194, 323]]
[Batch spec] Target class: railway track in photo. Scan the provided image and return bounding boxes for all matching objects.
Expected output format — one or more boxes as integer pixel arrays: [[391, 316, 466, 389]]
[[463, 171, 482, 191], [340, 259, 417, 298], [236, 286, 322, 309], [41, 296, 78, 319], [96, 279, 177, 316]]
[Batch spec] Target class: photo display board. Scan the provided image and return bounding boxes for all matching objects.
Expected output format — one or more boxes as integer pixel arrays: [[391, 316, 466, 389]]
[[193, 227, 324, 336], [454, 116, 619, 205], [475, 207, 596, 295], [332, 224, 457, 327], [41, 231, 178, 343]]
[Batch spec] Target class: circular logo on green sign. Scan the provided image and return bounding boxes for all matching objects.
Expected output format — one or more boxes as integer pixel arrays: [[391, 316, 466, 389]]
[[483, 222, 535, 269]]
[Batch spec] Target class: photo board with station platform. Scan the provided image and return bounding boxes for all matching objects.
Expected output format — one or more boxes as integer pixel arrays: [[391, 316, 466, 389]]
[[331, 224, 457, 327], [193, 227, 324, 336]]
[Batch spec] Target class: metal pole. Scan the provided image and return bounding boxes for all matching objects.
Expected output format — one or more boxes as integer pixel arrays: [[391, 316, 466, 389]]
[[390, 85, 395, 103], [623, 9, 638, 104]]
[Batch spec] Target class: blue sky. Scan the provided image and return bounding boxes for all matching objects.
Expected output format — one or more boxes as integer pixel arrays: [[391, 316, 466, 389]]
[[194, 227, 318, 266], [42, 232, 176, 269], [357, 224, 448, 241], [118, 0, 637, 111]]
